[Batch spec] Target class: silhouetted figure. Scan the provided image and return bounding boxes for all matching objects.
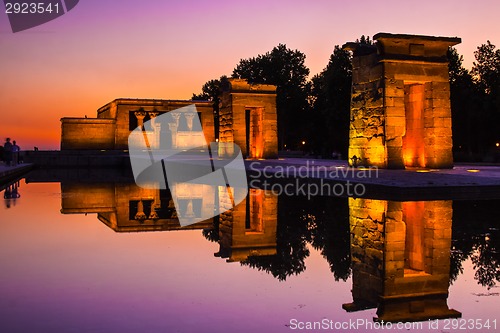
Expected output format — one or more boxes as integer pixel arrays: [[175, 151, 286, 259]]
[[34, 146, 39, 151], [3, 182, 20, 208], [3, 138, 12, 166], [12, 140, 20, 166], [3, 186, 12, 199]]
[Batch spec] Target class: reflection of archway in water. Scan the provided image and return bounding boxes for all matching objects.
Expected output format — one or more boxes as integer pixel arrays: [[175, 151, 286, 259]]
[[214, 189, 278, 263], [343, 198, 461, 323]]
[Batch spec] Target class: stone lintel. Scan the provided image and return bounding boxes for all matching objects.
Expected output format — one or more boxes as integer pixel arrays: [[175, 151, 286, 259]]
[[373, 33, 461, 46], [344, 33, 461, 65], [374, 33, 461, 61]]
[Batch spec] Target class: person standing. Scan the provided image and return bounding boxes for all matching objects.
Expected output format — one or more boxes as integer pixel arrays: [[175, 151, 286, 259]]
[[3, 138, 12, 166], [12, 140, 20, 166]]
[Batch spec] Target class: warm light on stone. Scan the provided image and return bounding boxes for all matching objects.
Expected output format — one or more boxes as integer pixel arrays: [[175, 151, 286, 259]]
[[216, 189, 278, 262], [343, 198, 461, 322], [61, 99, 215, 150], [60, 182, 213, 232], [344, 33, 461, 169], [219, 79, 278, 159]]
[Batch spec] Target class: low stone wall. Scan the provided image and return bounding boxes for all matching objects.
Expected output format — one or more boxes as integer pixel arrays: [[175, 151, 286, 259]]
[[61, 118, 116, 150], [22, 150, 131, 168]]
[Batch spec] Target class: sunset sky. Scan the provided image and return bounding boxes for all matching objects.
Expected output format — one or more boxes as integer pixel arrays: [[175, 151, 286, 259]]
[[1, 0, 499, 149]]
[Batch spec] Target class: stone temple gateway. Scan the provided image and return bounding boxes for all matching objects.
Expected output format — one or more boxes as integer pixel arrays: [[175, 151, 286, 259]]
[[60, 79, 278, 159], [344, 33, 461, 169]]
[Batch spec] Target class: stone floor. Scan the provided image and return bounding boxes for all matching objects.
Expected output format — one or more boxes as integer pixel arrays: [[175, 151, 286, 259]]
[[2, 158, 500, 200], [245, 158, 500, 200], [0, 163, 35, 187]]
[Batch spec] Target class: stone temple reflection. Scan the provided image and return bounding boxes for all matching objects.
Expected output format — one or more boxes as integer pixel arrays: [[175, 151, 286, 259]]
[[343, 198, 461, 322], [215, 189, 278, 262], [60, 182, 213, 232], [60, 182, 278, 262], [56, 177, 477, 325]]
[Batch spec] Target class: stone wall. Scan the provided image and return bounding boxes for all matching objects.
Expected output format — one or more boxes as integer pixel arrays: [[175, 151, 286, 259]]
[[61, 99, 215, 150], [97, 99, 215, 150], [60, 118, 116, 150], [219, 79, 278, 159], [61, 183, 116, 214], [344, 33, 460, 169], [345, 198, 386, 310]]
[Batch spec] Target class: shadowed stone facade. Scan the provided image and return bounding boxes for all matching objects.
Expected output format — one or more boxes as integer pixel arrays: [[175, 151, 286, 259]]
[[344, 33, 461, 169], [343, 198, 461, 322], [219, 79, 278, 159]]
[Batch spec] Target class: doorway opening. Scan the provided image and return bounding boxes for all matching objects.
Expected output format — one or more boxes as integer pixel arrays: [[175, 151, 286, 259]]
[[403, 84, 425, 168], [245, 108, 264, 159]]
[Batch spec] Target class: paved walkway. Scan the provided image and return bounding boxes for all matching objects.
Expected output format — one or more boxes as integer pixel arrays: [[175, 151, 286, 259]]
[[0, 163, 35, 187], [245, 158, 500, 200]]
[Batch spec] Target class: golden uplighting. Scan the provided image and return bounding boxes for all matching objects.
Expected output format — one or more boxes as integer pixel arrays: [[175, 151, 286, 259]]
[[496, 142, 499, 147], [467, 169, 480, 173], [301, 141, 306, 145]]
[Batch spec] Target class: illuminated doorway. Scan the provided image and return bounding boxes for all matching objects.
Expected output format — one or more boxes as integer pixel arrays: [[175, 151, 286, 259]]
[[403, 84, 426, 167], [245, 108, 264, 159]]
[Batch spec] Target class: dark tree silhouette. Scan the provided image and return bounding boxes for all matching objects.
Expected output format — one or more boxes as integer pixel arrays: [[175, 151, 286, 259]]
[[448, 47, 482, 159], [307, 196, 351, 281], [449, 200, 500, 288], [471, 41, 500, 157], [240, 196, 312, 281], [310, 46, 352, 158], [472, 41, 500, 95], [309, 35, 372, 158]]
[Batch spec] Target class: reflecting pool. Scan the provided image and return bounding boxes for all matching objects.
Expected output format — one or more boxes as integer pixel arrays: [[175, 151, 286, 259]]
[[1, 173, 499, 333]]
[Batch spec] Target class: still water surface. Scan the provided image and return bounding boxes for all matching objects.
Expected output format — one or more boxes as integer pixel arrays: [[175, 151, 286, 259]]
[[1, 176, 499, 333]]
